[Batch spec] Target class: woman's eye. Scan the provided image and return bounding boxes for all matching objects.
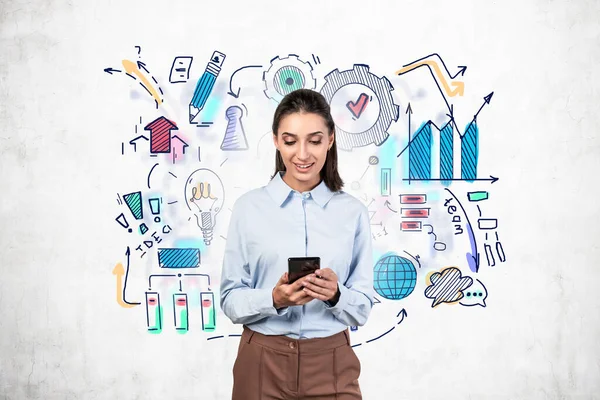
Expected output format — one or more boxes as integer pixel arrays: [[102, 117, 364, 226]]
[[310, 141, 322, 145], [284, 141, 296, 146]]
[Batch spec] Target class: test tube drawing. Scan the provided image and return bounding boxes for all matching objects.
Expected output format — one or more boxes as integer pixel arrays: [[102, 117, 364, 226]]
[[200, 292, 216, 332], [380, 168, 391, 196], [173, 293, 189, 333], [146, 292, 163, 334]]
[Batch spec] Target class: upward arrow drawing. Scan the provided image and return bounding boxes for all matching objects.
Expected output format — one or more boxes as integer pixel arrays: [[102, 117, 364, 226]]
[[171, 135, 189, 164], [145, 116, 178, 154], [406, 103, 413, 144], [112, 246, 140, 307], [474, 92, 494, 122], [129, 135, 149, 152]]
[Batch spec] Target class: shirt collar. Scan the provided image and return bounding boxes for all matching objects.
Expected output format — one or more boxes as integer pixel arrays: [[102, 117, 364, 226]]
[[266, 171, 335, 208]]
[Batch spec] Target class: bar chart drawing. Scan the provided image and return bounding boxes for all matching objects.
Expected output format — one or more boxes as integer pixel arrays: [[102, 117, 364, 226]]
[[408, 122, 433, 181], [397, 92, 494, 185], [461, 121, 478, 181], [440, 122, 454, 182]]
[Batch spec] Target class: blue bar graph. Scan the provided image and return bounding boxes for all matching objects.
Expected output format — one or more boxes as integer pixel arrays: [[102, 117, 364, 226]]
[[440, 122, 453, 186], [409, 122, 432, 180], [461, 121, 478, 182]]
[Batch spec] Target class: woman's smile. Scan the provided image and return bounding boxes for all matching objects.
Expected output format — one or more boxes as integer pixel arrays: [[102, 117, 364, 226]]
[[293, 162, 315, 172]]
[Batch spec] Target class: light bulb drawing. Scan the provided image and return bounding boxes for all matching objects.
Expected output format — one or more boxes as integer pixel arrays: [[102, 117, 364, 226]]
[[184, 168, 225, 246]]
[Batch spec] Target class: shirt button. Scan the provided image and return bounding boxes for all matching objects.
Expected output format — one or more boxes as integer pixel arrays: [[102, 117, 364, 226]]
[[302, 193, 310, 199], [289, 342, 296, 349]]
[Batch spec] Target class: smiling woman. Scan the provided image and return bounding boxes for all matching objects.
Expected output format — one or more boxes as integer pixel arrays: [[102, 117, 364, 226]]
[[220, 89, 374, 399]]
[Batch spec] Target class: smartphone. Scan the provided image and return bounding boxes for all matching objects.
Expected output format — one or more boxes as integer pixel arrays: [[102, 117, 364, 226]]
[[288, 257, 320, 284]]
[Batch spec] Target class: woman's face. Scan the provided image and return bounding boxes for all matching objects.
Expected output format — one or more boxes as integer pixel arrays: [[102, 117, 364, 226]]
[[273, 112, 334, 191]]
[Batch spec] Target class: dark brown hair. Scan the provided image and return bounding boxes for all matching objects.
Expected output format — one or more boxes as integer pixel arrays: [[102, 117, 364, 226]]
[[271, 89, 344, 192]]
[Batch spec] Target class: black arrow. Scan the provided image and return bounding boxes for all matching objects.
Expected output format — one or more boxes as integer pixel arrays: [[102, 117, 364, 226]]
[[104, 68, 122, 75], [123, 246, 141, 305], [406, 103, 412, 144], [402, 53, 467, 79], [454, 65, 467, 78], [384, 200, 397, 213], [468, 252, 480, 273], [403, 175, 499, 184], [446, 103, 454, 122], [227, 65, 262, 98], [137, 61, 150, 74], [474, 92, 494, 122], [397, 119, 453, 158], [396, 308, 408, 324]]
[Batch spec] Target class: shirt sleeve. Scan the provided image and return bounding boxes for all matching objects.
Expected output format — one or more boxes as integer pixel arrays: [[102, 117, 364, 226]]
[[219, 198, 289, 325], [324, 204, 375, 326]]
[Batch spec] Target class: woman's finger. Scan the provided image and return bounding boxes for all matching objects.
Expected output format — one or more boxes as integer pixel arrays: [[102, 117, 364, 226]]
[[315, 268, 337, 281], [304, 275, 334, 290], [302, 286, 328, 301]]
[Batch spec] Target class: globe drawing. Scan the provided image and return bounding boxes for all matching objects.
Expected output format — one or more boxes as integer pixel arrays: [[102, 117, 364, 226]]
[[373, 254, 417, 300]]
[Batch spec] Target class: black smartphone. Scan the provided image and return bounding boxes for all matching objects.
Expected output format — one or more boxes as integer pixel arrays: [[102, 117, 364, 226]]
[[288, 257, 320, 284]]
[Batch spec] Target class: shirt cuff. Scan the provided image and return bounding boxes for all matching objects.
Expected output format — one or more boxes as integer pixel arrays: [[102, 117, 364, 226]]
[[251, 288, 289, 316], [324, 283, 350, 310]]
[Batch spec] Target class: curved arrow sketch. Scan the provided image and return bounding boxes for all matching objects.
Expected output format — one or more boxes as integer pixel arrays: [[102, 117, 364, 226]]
[[405, 53, 467, 79], [121, 60, 164, 108], [397, 58, 465, 97], [112, 247, 140, 308], [227, 65, 263, 98], [396, 308, 408, 324], [444, 188, 480, 272]]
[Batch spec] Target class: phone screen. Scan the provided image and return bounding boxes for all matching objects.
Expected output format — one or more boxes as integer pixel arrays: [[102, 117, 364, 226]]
[[288, 257, 320, 284]]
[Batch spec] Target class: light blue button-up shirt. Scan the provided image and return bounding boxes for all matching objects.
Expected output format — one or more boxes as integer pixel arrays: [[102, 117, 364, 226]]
[[219, 171, 375, 339]]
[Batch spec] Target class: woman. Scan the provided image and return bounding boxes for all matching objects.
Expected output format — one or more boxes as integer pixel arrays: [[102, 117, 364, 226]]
[[220, 88, 374, 399]]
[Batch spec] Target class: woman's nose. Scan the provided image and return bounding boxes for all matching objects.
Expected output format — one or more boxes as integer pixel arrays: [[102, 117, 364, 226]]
[[297, 142, 310, 160]]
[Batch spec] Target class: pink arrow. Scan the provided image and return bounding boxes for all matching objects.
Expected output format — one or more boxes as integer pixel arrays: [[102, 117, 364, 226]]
[[171, 135, 189, 164]]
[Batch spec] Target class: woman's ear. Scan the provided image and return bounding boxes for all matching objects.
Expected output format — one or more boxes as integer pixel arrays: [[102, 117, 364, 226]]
[[328, 131, 335, 150]]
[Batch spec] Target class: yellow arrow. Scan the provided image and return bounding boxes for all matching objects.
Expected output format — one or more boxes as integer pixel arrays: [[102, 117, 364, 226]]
[[396, 60, 464, 97], [112, 262, 137, 308], [122, 60, 163, 105]]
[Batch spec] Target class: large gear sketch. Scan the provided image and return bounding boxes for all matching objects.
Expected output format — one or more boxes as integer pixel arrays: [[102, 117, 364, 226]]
[[263, 54, 317, 103], [320, 64, 399, 151]]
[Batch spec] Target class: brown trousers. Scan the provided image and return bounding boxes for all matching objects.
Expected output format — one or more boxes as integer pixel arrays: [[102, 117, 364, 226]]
[[232, 326, 362, 399]]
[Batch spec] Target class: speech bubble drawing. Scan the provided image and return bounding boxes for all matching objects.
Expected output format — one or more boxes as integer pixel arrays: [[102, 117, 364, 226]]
[[424, 267, 473, 308], [459, 278, 488, 307]]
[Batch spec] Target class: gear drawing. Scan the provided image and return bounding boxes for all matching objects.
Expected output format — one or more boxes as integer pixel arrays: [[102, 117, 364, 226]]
[[320, 64, 399, 151], [263, 54, 317, 103]]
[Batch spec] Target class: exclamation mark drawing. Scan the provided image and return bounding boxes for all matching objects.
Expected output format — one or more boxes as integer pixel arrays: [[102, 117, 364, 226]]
[[122, 191, 148, 234], [115, 213, 133, 233], [148, 197, 162, 223]]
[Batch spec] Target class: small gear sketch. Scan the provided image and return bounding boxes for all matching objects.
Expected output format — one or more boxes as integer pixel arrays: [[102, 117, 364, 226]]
[[320, 64, 399, 151], [263, 54, 317, 103]]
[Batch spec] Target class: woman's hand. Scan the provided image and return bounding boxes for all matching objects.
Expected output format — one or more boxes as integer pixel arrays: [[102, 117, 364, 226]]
[[272, 272, 314, 309], [302, 268, 341, 305]]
